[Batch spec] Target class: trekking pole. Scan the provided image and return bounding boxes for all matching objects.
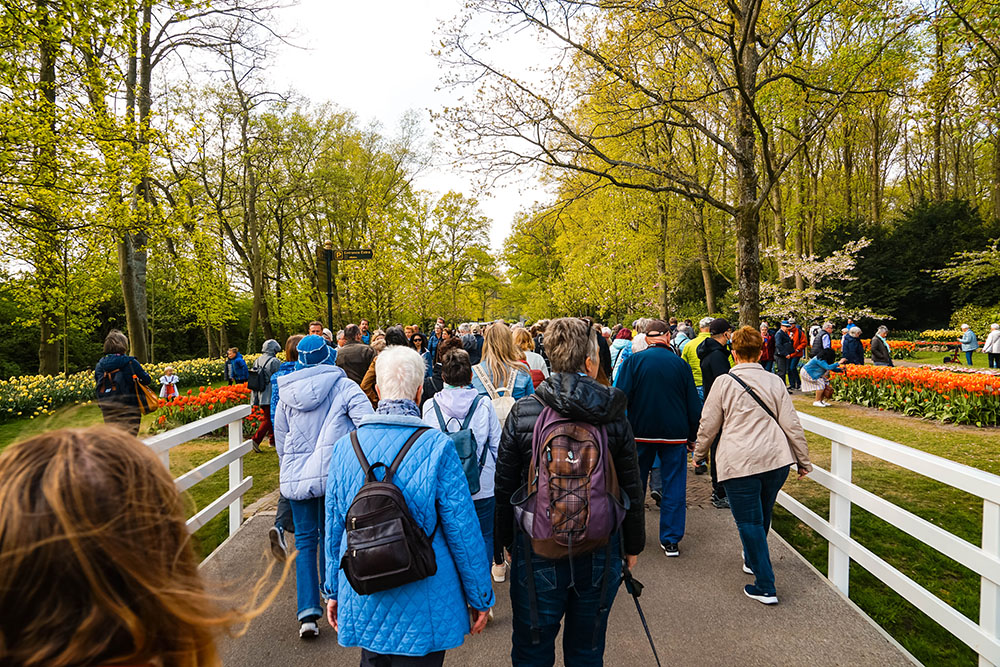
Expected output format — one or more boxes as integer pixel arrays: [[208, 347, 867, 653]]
[[623, 566, 662, 667]]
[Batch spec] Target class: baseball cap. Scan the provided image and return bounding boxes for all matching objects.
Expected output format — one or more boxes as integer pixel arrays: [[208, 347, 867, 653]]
[[645, 320, 671, 337], [780, 320, 791, 326], [709, 318, 732, 335]]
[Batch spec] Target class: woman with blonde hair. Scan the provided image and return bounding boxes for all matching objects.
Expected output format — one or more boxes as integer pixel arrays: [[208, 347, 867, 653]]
[[471, 321, 534, 409], [695, 326, 812, 605], [512, 326, 550, 388], [0, 426, 283, 666]]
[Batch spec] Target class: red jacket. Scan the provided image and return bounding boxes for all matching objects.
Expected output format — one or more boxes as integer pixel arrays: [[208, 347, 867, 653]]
[[789, 326, 807, 358], [760, 333, 775, 362]]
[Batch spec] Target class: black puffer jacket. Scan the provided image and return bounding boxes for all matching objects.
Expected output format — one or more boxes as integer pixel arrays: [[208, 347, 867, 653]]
[[494, 373, 645, 557]]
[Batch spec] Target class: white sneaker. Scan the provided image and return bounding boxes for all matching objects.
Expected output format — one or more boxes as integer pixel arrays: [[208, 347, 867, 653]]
[[821, 401, 832, 407], [268, 526, 287, 562], [488, 608, 495, 622], [812, 401, 828, 408], [299, 620, 319, 639], [742, 563, 754, 575], [491, 562, 508, 583]]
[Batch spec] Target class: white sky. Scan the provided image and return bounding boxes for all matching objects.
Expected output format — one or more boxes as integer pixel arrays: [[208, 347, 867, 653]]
[[268, 0, 547, 250]]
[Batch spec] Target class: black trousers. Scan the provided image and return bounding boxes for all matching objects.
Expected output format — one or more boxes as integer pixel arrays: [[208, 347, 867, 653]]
[[99, 401, 142, 436], [710, 433, 726, 499], [775, 355, 789, 387], [360, 649, 445, 667], [990, 353, 1000, 369]]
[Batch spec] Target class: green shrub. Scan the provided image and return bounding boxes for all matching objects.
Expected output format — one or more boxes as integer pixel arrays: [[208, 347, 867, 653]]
[[949, 304, 1000, 338]]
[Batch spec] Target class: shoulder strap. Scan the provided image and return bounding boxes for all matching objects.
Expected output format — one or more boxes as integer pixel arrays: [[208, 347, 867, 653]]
[[387, 427, 430, 482], [473, 364, 499, 399], [462, 394, 483, 430], [350, 431, 374, 481], [727, 372, 779, 424], [432, 399, 449, 431], [503, 366, 518, 394]]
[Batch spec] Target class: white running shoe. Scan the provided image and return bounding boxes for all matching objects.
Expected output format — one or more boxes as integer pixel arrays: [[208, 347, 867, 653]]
[[742, 563, 754, 575], [821, 401, 832, 407], [299, 620, 319, 639], [812, 401, 828, 408], [491, 562, 508, 583]]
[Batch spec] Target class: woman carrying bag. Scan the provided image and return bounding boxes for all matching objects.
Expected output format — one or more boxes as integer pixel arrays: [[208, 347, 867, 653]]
[[94, 329, 153, 436], [694, 326, 812, 605]]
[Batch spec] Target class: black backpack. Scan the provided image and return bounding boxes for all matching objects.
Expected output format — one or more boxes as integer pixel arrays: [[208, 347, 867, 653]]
[[341, 427, 437, 595], [247, 369, 266, 392]]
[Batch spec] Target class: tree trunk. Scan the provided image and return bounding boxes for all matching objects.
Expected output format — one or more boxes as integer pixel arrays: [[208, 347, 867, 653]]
[[843, 120, 855, 219], [795, 134, 807, 291], [118, 232, 150, 361], [933, 19, 945, 201], [656, 199, 669, 319], [993, 133, 1000, 221], [734, 1, 761, 327], [694, 202, 716, 313]]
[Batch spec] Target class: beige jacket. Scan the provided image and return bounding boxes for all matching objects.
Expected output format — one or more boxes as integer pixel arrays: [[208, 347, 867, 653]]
[[694, 363, 812, 482]]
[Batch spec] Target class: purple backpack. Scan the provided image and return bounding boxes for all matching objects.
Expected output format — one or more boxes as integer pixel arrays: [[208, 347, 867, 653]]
[[512, 403, 627, 559]]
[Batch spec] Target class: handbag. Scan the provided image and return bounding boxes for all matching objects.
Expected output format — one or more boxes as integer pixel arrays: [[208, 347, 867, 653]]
[[134, 375, 160, 415]]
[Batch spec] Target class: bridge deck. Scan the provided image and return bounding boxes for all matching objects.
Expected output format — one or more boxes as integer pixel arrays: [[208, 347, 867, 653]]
[[204, 470, 914, 666]]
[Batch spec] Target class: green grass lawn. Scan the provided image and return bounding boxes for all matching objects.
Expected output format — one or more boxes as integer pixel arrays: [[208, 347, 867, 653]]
[[779, 395, 1000, 666], [906, 349, 992, 368], [0, 392, 278, 560]]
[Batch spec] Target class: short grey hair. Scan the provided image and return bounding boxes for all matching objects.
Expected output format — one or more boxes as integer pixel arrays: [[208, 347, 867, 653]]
[[458, 323, 471, 334], [546, 318, 599, 373], [849, 326, 862, 337], [375, 346, 426, 401], [877, 325, 889, 335], [824, 321, 834, 330], [992, 323, 1000, 331], [699, 316, 713, 329]]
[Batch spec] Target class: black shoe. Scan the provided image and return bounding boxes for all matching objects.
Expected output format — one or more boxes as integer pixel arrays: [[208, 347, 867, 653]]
[[268, 526, 287, 562], [650, 490, 662, 507], [744, 584, 778, 605], [660, 542, 679, 557], [694, 462, 708, 475], [711, 493, 730, 509]]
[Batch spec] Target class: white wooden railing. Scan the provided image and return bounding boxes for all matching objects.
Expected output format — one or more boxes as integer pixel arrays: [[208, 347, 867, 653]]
[[143, 404, 254, 538], [780, 413, 1000, 666]]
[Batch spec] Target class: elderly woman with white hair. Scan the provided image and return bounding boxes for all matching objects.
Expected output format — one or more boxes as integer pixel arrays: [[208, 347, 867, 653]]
[[870, 326, 893, 367], [959, 324, 979, 366], [323, 345, 494, 666], [842, 326, 866, 365], [984, 324, 1000, 369]]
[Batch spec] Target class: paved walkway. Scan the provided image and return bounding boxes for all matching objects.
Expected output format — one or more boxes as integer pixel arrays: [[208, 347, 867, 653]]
[[204, 469, 914, 666]]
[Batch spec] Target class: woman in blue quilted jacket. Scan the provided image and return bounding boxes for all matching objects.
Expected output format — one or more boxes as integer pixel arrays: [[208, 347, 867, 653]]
[[323, 346, 495, 666]]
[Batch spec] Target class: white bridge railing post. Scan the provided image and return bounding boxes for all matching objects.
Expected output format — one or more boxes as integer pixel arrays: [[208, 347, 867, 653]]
[[828, 439, 852, 595], [981, 500, 1000, 667], [228, 419, 244, 537]]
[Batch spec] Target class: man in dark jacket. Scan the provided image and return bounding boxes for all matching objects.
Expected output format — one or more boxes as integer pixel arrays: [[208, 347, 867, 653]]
[[495, 317, 643, 665], [335, 324, 375, 385], [774, 321, 794, 390], [698, 318, 735, 509], [615, 319, 702, 557]]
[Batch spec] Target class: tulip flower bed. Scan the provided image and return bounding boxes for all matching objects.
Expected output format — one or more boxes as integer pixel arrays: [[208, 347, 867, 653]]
[[149, 383, 252, 434], [0, 354, 258, 424], [830, 339, 916, 359], [830, 364, 1000, 426]]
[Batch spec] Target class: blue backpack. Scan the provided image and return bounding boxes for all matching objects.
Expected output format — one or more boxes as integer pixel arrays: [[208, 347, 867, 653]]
[[432, 395, 489, 494]]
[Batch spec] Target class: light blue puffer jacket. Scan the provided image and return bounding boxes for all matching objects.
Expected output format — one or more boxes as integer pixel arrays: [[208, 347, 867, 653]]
[[273, 365, 373, 500], [324, 414, 495, 656]]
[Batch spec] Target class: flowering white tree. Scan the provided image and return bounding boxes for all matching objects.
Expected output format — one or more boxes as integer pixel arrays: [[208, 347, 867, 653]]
[[932, 241, 1000, 287], [757, 239, 888, 320]]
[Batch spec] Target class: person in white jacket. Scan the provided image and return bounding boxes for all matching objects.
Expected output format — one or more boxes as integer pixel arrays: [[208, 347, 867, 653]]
[[421, 346, 502, 578], [984, 324, 1000, 369]]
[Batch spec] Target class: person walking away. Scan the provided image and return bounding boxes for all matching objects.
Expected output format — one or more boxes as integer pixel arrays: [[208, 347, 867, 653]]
[[274, 335, 373, 639], [842, 327, 865, 365], [495, 317, 644, 663], [759, 322, 775, 372], [695, 326, 812, 605], [612, 318, 647, 382], [158, 366, 179, 400], [787, 318, 807, 390], [411, 331, 433, 378], [471, 321, 534, 422], [984, 324, 1000, 369], [672, 323, 691, 355], [609, 327, 632, 378], [801, 348, 845, 407], [698, 318, 736, 509], [615, 319, 701, 557], [94, 329, 151, 436], [324, 346, 493, 664], [422, 348, 501, 586], [513, 326, 550, 389], [0, 427, 284, 667], [959, 324, 979, 366], [250, 339, 282, 452], [336, 323, 376, 385], [361, 326, 411, 408], [225, 347, 248, 385], [773, 321, 794, 391], [680, 317, 713, 400], [467, 323, 485, 365], [267, 334, 303, 563], [870, 326, 894, 367]]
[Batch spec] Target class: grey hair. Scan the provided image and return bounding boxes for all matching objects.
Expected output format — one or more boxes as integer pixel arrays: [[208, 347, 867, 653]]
[[877, 325, 889, 335], [698, 316, 713, 329], [824, 321, 834, 330], [375, 346, 426, 401], [458, 323, 471, 334], [849, 326, 862, 337]]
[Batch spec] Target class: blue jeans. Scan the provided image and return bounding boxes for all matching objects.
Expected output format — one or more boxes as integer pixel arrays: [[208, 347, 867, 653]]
[[474, 496, 496, 566], [637, 443, 686, 544], [787, 357, 801, 388], [510, 533, 622, 666], [290, 496, 326, 622], [760, 360, 774, 372], [967, 351, 975, 365], [696, 385, 704, 402], [722, 465, 790, 596]]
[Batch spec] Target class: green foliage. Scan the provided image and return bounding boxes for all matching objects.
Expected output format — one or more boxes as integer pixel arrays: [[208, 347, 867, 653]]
[[949, 305, 1000, 336]]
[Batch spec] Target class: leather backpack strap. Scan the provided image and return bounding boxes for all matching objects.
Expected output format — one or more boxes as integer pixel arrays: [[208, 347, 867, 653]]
[[727, 372, 779, 424], [350, 431, 375, 482], [387, 427, 430, 482], [473, 364, 499, 399]]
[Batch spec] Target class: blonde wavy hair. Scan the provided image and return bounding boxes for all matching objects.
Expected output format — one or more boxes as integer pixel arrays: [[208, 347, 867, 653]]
[[0, 427, 285, 667], [482, 321, 524, 387]]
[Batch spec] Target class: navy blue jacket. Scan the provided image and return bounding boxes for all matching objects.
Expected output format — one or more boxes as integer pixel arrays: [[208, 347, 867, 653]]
[[843, 336, 865, 365], [774, 329, 794, 357], [614, 344, 702, 444], [94, 354, 151, 407]]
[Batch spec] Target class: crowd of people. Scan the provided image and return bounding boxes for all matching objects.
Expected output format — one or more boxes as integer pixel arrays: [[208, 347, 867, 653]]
[[3, 312, 829, 667]]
